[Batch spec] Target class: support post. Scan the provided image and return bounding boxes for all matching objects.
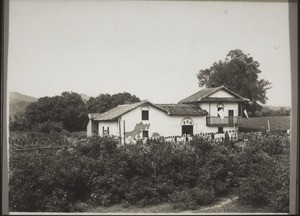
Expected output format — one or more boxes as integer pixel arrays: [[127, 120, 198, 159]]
[[123, 120, 126, 145]]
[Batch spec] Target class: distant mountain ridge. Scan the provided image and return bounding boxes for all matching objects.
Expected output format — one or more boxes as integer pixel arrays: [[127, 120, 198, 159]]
[[9, 92, 38, 103], [9, 92, 91, 102], [79, 93, 91, 101]]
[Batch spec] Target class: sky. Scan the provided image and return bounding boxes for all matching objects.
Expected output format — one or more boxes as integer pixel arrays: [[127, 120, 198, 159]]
[[7, 0, 292, 106]]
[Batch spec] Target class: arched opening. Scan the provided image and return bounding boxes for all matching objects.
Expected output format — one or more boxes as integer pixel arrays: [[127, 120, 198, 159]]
[[181, 117, 194, 136]]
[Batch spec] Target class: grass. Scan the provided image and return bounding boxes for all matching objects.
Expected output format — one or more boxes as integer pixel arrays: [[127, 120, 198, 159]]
[[86, 195, 273, 214]]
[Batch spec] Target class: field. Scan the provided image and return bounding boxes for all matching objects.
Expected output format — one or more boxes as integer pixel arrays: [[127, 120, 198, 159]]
[[239, 116, 290, 132]]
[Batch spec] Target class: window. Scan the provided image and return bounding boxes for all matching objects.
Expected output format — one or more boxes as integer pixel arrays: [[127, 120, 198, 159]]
[[218, 127, 224, 133], [217, 103, 224, 117], [142, 130, 149, 138], [102, 126, 109, 135], [142, 110, 149, 120]]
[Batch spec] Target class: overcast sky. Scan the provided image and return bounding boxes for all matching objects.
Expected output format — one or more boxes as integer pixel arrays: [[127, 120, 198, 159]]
[[8, 0, 292, 106]]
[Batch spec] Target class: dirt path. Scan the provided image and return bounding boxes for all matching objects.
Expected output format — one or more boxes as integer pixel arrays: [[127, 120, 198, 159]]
[[182, 195, 239, 213], [200, 196, 239, 211], [87, 195, 240, 213]]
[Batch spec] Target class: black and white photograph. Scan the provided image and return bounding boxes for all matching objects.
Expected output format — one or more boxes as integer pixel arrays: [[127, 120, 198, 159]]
[[3, 0, 298, 214]]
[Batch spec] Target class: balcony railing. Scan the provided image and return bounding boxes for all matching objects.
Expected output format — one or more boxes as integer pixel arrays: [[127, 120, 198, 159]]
[[206, 116, 242, 127]]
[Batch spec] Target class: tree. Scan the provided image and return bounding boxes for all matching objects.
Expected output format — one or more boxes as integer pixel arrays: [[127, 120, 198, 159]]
[[87, 92, 140, 113], [25, 92, 88, 132], [197, 49, 271, 116]]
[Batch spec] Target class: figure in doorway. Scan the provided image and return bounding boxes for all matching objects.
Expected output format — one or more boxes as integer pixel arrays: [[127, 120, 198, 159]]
[[225, 131, 229, 142]]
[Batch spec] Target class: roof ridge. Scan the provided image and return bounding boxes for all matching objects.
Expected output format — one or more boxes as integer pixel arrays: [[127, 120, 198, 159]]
[[179, 86, 222, 103]]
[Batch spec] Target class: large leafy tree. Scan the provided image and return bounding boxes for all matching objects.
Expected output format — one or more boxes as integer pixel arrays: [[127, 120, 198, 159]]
[[87, 92, 140, 113], [197, 49, 271, 116], [25, 92, 88, 131]]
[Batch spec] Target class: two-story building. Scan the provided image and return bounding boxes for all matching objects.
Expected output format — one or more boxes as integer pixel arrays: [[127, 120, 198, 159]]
[[87, 86, 249, 144]]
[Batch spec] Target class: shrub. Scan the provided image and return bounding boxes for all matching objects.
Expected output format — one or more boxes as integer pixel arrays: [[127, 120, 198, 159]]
[[236, 132, 290, 212], [9, 131, 289, 212], [124, 177, 160, 207], [238, 174, 272, 206], [32, 121, 65, 134], [170, 187, 215, 210], [269, 186, 289, 213]]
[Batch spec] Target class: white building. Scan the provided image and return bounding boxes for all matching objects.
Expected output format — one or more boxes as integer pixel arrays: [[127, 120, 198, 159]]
[[87, 86, 249, 144]]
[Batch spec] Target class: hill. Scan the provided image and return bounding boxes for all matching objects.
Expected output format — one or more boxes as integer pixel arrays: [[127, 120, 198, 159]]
[[9, 92, 38, 120], [79, 93, 91, 101], [9, 92, 37, 103]]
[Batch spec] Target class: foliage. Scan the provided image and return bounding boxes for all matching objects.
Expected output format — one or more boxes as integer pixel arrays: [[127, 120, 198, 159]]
[[25, 92, 88, 132], [170, 187, 215, 210], [87, 92, 140, 113], [237, 132, 290, 212], [9, 113, 29, 131], [197, 49, 271, 116], [10, 91, 141, 133], [32, 121, 65, 134], [9, 131, 289, 212], [260, 106, 290, 117]]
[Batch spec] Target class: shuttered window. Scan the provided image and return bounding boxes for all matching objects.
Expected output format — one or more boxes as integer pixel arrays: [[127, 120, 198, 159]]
[[143, 130, 149, 138], [142, 110, 149, 120]]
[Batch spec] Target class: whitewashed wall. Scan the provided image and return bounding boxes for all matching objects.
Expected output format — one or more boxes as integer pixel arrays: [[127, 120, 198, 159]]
[[98, 121, 119, 136], [92, 102, 239, 143], [118, 105, 209, 142], [200, 102, 239, 117], [87, 120, 92, 136], [209, 89, 234, 98]]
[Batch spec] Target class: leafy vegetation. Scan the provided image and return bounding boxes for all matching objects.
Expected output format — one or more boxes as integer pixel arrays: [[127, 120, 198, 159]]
[[197, 49, 271, 116], [9, 91, 140, 132], [9, 131, 289, 213], [259, 106, 290, 117], [87, 92, 140, 113]]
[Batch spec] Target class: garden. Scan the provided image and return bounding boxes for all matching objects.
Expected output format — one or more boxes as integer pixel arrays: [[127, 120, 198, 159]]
[[9, 130, 290, 213]]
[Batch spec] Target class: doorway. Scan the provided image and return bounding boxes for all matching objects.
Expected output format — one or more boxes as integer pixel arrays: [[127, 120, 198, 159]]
[[228, 110, 234, 125], [182, 125, 193, 136]]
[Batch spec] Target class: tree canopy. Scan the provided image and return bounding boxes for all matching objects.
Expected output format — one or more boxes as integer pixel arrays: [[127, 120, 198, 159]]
[[197, 49, 271, 116], [20, 91, 141, 132], [87, 92, 140, 113], [25, 92, 88, 132]]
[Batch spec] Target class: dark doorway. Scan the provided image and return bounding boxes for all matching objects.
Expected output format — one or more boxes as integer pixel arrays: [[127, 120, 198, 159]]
[[182, 125, 193, 136], [218, 127, 224, 133], [228, 110, 234, 125]]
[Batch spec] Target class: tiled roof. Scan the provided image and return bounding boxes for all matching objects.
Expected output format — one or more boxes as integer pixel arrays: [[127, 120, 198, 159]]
[[92, 101, 148, 121], [178, 87, 222, 104], [156, 104, 207, 116], [179, 86, 249, 104], [199, 97, 249, 102], [90, 101, 208, 121]]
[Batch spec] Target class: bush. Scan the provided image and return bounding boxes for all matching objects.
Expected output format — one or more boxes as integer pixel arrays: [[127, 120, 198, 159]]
[[123, 176, 164, 207], [170, 187, 215, 210], [236, 132, 290, 212], [33, 121, 65, 134], [269, 186, 289, 213], [238, 174, 272, 206], [9, 131, 289, 212]]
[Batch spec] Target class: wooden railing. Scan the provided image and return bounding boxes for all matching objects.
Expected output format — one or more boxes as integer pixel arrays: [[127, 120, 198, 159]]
[[206, 116, 242, 126]]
